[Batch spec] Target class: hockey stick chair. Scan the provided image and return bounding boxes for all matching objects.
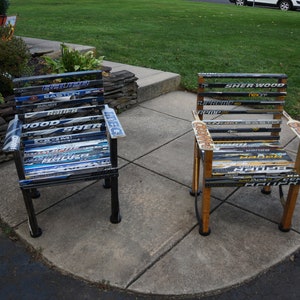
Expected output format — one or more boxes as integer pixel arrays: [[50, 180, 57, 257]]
[[190, 73, 300, 236], [3, 70, 125, 237]]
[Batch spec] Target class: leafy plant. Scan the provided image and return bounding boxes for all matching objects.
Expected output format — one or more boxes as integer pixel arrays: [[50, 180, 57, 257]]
[[0, 33, 30, 96], [0, 92, 4, 103], [44, 44, 104, 73], [1, 22, 14, 40]]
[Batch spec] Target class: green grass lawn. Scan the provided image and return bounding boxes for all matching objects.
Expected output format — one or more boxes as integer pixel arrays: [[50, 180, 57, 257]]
[[10, 0, 300, 117]]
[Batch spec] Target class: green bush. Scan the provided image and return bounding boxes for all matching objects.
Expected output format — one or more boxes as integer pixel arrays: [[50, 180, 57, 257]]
[[44, 44, 104, 74], [0, 33, 30, 96]]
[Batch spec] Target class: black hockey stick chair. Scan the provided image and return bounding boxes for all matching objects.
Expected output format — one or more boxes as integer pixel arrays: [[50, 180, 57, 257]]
[[3, 70, 125, 237]]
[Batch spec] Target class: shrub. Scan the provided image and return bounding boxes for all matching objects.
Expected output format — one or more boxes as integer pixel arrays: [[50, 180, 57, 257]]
[[0, 0, 10, 15], [0, 32, 30, 96], [44, 44, 104, 74]]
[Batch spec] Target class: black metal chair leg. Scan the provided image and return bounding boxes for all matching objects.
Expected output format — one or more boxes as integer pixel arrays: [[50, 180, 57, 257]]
[[103, 178, 111, 189], [30, 188, 41, 198], [110, 176, 121, 224], [21, 189, 42, 238]]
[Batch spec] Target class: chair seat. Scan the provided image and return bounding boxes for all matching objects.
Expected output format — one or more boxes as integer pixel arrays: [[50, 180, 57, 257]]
[[21, 138, 113, 187], [205, 143, 299, 187], [212, 142, 294, 174]]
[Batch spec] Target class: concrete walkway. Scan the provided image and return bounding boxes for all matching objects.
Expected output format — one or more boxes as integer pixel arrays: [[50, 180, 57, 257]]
[[1, 38, 300, 297]]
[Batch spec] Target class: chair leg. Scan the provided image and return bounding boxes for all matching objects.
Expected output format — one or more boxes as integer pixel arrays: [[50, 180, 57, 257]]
[[199, 149, 213, 236], [21, 189, 42, 238], [30, 188, 41, 198], [110, 176, 121, 224], [190, 140, 201, 196], [261, 186, 271, 195], [279, 185, 300, 232], [103, 178, 111, 189], [199, 186, 211, 236]]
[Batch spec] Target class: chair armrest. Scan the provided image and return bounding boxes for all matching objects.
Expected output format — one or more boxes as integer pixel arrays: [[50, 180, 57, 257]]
[[102, 105, 126, 139], [283, 111, 300, 139], [192, 120, 215, 151], [2, 115, 23, 152]]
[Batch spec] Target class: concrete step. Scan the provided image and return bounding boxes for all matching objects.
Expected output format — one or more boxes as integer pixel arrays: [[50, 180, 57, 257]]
[[103, 60, 181, 103]]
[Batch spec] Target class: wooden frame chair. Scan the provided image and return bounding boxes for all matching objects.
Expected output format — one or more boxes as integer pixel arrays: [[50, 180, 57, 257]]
[[190, 73, 300, 236], [3, 70, 125, 237]]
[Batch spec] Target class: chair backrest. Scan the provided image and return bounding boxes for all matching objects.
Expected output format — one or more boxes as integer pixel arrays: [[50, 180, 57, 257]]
[[196, 73, 287, 146], [14, 70, 104, 140], [12, 70, 112, 184]]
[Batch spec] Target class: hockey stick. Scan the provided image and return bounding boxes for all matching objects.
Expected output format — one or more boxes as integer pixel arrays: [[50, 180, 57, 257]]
[[22, 123, 102, 138], [192, 120, 215, 151], [2, 115, 22, 152], [102, 105, 126, 138], [199, 82, 287, 89], [24, 150, 110, 167], [24, 105, 102, 119], [17, 96, 103, 110], [204, 119, 282, 125], [212, 151, 290, 160], [22, 115, 103, 130], [198, 91, 286, 98], [23, 131, 106, 147], [15, 79, 102, 95], [283, 110, 300, 139], [20, 169, 117, 188], [198, 109, 281, 115], [209, 127, 281, 133], [212, 165, 295, 176], [15, 88, 104, 103], [198, 73, 287, 79], [25, 158, 111, 179], [198, 100, 284, 106], [24, 139, 108, 157], [212, 136, 280, 142], [214, 142, 280, 148], [205, 176, 300, 188]]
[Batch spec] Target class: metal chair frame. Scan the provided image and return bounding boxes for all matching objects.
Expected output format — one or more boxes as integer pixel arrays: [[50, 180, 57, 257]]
[[3, 70, 125, 237]]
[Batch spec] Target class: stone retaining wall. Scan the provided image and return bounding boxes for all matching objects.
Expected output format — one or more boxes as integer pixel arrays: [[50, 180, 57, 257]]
[[0, 70, 138, 163]]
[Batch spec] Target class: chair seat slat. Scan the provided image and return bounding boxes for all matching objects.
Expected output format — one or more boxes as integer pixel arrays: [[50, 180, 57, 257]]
[[20, 166, 117, 189], [206, 174, 300, 187]]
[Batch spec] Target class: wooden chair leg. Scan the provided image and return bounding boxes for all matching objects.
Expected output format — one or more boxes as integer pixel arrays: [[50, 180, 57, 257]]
[[261, 186, 272, 195], [21, 189, 42, 238], [279, 185, 300, 232], [110, 176, 121, 224], [199, 150, 213, 236], [199, 186, 211, 236], [190, 140, 201, 196]]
